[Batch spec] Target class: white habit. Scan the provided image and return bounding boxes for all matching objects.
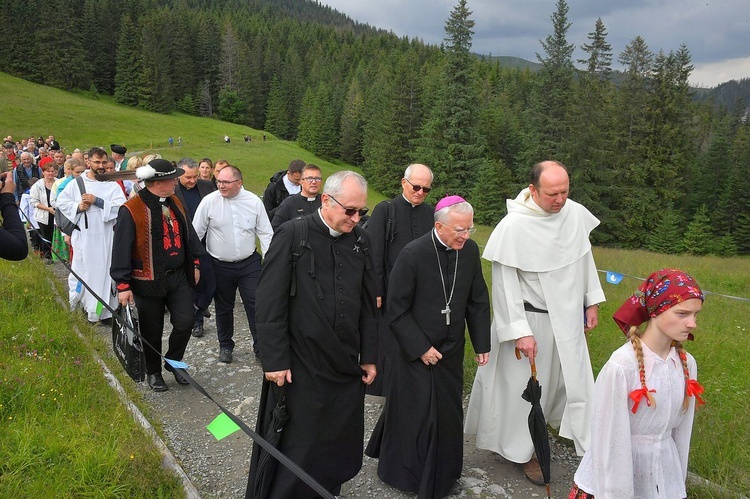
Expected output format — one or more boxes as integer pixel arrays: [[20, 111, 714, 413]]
[[573, 342, 696, 498], [464, 188, 605, 460], [56, 173, 125, 322]]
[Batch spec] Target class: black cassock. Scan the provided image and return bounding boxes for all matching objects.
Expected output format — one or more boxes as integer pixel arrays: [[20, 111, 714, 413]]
[[246, 212, 378, 499], [366, 231, 490, 499], [366, 195, 434, 396]]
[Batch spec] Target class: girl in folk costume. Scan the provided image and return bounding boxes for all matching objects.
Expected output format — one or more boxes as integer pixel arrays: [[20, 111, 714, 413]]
[[571, 269, 706, 499]]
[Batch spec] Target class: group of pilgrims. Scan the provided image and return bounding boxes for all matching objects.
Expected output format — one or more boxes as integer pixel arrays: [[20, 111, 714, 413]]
[[0, 138, 707, 499]]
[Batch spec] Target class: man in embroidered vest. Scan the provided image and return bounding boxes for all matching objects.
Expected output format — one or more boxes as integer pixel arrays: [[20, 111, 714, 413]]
[[365, 196, 490, 498], [110, 159, 205, 392]]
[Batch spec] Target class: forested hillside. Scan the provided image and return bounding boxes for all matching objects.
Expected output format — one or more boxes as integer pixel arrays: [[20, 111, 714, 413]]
[[3, 0, 749, 254]]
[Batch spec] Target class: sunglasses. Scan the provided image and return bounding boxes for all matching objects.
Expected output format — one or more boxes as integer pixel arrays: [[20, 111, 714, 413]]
[[328, 195, 369, 217], [404, 177, 432, 193]]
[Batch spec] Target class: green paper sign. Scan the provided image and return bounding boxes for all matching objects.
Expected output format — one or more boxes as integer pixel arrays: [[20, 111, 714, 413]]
[[206, 412, 241, 441]]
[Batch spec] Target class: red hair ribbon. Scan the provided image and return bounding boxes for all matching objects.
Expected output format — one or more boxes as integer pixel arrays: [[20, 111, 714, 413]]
[[629, 387, 656, 414], [686, 379, 706, 406]]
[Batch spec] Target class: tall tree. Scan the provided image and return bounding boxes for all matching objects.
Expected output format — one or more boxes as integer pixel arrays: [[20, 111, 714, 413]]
[[523, 0, 576, 163], [114, 13, 141, 106], [412, 0, 489, 198]]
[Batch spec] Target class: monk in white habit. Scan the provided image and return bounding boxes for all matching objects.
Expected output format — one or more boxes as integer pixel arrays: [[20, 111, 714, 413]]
[[56, 146, 125, 323], [464, 160, 605, 485]]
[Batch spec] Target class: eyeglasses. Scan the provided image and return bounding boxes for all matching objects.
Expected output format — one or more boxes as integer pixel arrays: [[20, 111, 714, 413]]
[[445, 225, 476, 236], [328, 195, 369, 217], [216, 179, 240, 186], [404, 178, 432, 193], [302, 176, 322, 182]]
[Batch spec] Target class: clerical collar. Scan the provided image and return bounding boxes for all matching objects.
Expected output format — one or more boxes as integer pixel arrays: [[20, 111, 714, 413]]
[[402, 193, 418, 207], [305, 195, 317, 201], [159, 197, 167, 202], [433, 228, 450, 250], [317, 208, 343, 237]]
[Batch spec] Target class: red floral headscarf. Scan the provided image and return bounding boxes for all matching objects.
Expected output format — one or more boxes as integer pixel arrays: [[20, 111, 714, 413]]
[[613, 268, 704, 339]]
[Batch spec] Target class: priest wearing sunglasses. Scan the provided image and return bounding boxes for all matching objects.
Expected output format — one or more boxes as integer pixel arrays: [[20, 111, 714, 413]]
[[247, 171, 378, 498], [365, 163, 435, 396]]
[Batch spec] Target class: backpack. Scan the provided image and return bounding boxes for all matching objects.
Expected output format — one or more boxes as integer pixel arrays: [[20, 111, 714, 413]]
[[290, 217, 371, 299], [55, 176, 86, 236]]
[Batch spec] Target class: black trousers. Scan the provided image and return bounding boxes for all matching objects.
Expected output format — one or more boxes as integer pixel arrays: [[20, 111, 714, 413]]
[[38, 221, 53, 259], [212, 253, 261, 353], [192, 253, 215, 327], [133, 271, 194, 375]]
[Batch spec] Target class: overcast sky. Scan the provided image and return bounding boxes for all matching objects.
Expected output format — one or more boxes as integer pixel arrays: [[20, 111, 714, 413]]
[[316, 0, 750, 88]]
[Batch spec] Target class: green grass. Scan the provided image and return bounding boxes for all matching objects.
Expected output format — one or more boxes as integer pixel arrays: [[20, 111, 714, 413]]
[[0, 258, 183, 497], [3, 70, 750, 496]]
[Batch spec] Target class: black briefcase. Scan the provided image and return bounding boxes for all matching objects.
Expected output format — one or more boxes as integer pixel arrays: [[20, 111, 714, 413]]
[[111, 304, 146, 382]]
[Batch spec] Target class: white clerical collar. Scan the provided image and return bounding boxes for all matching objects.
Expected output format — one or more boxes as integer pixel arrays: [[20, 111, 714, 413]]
[[402, 193, 418, 207], [283, 175, 301, 195], [433, 228, 450, 249], [318, 208, 343, 237]]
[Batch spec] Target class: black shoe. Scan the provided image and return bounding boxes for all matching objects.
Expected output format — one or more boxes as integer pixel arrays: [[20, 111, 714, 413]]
[[99, 317, 113, 327], [219, 348, 233, 363], [191, 324, 204, 337], [201, 309, 211, 318], [147, 373, 169, 392], [171, 368, 190, 385]]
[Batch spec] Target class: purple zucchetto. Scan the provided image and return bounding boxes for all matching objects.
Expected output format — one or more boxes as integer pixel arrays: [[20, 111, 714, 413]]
[[435, 195, 467, 212]]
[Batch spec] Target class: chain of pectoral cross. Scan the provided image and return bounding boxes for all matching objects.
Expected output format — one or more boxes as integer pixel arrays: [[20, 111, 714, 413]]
[[431, 232, 458, 326]]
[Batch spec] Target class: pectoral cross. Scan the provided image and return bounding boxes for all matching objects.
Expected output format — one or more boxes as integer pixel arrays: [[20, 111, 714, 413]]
[[442, 306, 451, 326]]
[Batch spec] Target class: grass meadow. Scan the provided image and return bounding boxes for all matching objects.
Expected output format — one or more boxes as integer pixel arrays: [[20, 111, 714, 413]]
[[2, 71, 749, 496], [0, 257, 183, 497]]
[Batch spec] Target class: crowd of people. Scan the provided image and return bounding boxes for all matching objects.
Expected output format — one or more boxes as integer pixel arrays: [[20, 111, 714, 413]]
[[0, 133, 707, 499]]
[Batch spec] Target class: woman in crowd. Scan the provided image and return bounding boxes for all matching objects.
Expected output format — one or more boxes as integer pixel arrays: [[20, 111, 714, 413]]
[[29, 163, 58, 262], [198, 157, 214, 184]]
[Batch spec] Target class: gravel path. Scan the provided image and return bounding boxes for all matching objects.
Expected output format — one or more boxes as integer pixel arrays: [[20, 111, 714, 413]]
[[130, 306, 582, 498]]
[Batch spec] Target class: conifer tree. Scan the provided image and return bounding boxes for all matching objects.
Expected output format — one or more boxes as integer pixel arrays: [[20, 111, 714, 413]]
[[646, 206, 683, 254], [413, 0, 488, 198], [114, 14, 141, 106], [265, 75, 291, 139], [682, 205, 714, 256], [339, 74, 366, 165], [470, 160, 515, 225]]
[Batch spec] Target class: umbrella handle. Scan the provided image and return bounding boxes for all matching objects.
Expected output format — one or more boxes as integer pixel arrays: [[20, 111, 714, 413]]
[[515, 348, 538, 380]]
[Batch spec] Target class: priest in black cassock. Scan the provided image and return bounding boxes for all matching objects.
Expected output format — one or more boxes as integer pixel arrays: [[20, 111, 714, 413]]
[[365, 163, 435, 396], [246, 170, 378, 499], [365, 195, 491, 499]]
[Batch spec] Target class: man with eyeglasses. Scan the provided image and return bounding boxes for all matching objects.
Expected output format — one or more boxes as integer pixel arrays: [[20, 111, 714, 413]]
[[192, 165, 273, 364], [465, 160, 606, 486], [365, 163, 435, 396], [247, 171, 377, 498], [56, 147, 126, 324], [270, 163, 323, 231], [366, 195, 490, 498]]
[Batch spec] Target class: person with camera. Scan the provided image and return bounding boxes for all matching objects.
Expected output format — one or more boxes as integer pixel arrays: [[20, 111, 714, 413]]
[[0, 172, 29, 261]]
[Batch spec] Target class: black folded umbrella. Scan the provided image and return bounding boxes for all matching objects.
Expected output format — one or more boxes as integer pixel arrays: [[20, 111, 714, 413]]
[[253, 383, 290, 498], [521, 360, 551, 499]]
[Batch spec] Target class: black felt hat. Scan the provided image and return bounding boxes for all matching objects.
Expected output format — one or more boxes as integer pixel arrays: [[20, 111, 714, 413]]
[[136, 159, 184, 181], [110, 144, 127, 155]]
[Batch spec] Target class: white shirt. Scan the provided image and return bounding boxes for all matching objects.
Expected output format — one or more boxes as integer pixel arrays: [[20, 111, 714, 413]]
[[282, 174, 301, 196], [574, 342, 696, 498], [192, 188, 273, 262]]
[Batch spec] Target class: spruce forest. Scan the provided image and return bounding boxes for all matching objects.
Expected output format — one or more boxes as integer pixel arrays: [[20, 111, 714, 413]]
[[4, 0, 750, 254]]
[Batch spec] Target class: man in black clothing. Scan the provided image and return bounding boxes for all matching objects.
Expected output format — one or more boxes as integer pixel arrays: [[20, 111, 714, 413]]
[[270, 163, 323, 231], [261, 158, 304, 220], [173, 158, 217, 338], [0, 173, 29, 260], [365, 163, 435, 395], [366, 196, 490, 498], [13, 152, 40, 203], [110, 159, 205, 392], [246, 171, 377, 498]]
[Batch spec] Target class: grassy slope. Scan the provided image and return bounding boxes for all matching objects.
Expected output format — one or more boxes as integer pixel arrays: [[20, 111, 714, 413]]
[[3, 71, 750, 496]]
